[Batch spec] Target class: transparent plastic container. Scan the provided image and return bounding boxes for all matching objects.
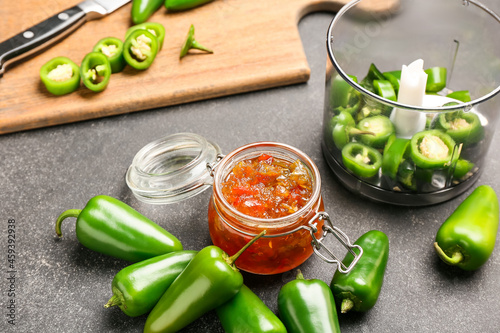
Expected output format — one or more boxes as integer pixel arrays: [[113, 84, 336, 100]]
[[127, 133, 362, 275], [322, 0, 500, 206]]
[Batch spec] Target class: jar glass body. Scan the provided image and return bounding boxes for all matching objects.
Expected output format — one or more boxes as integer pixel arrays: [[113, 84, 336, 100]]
[[208, 142, 324, 275], [323, 0, 500, 206]]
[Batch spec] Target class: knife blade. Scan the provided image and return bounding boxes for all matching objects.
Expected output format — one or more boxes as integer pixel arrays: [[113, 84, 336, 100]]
[[0, 0, 130, 77]]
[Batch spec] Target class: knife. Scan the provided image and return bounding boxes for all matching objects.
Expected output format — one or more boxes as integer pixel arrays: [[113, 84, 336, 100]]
[[0, 0, 130, 77]]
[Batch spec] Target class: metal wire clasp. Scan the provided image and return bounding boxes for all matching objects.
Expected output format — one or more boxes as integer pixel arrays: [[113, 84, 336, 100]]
[[206, 154, 225, 177], [308, 212, 363, 274]]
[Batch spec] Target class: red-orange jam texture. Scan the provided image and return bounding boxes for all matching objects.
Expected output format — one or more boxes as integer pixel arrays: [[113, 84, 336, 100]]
[[220, 154, 314, 218]]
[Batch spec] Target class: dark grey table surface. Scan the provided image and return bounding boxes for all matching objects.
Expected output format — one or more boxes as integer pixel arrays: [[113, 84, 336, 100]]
[[2, 2, 500, 332]]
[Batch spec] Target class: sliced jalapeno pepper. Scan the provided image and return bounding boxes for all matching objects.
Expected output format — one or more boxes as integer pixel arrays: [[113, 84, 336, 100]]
[[93, 37, 126, 73], [125, 22, 165, 50], [179, 24, 213, 59], [397, 159, 417, 191], [360, 63, 385, 93], [40, 56, 80, 95], [342, 142, 382, 178], [453, 158, 474, 180], [434, 111, 484, 146], [165, 0, 214, 11], [80, 52, 111, 92], [357, 115, 395, 149], [123, 29, 159, 70], [446, 90, 471, 102], [424, 67, 447, 92], [355, 104, 383, 122], [382, 137, 410, 180], [410, 130, 459, 169], [330, 110, 374, 149], [330, 74, 361, 115], [382, 70, 401, 94], [131, 0, 164, 25], [373, 79, 397, 102]]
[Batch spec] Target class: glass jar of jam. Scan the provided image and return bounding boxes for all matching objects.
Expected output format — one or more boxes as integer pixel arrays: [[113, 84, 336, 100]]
[[126, 133, 362, 275]]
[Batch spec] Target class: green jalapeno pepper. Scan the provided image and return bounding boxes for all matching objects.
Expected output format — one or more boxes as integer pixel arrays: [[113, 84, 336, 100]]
[[125, 22, 165, 50], [330, 230, 389, 313], [434, 185, 499, 271], [80, 52, 112, 92], [410, 129, 459, 169], [382, 136, 410, 180], [40, 56, 80, 95], [424, 67, 447, 93], [131, 0, 164, 25], [144, 231, 266, 333], [330, 74, 361, 115], [105, 250, 197, 317], [123, 29, 159, 70], [382, 70, 401, 95], [355, 104, 384, 122], [55, 195, 183, 262], [373, 79, 397, 102], [342, 142, 382, 178], [216, 284, 287, 333], [278, 269, 340, 333], [165, 0, 214, 11], [453, 158, 474, 180], [357, 115, 395, 149], [434, 111, 484, 146], [360, 63, 385, 93], [93, 37, 126, 73], [179, 24, 213, 59], [397, 159, 417, 191], [331, 110, 374, 149], [446, 90, 471, 103]]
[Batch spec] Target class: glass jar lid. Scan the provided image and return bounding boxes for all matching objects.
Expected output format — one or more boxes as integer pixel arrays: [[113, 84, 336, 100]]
[[126, 133, 221, 204]]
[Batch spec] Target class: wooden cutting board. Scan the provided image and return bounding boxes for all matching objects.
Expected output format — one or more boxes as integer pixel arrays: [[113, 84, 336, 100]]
[[0, 0, 397, 134]]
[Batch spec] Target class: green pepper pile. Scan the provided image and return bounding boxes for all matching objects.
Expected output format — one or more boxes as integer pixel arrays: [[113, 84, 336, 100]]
[[325, 63, 484, 192]]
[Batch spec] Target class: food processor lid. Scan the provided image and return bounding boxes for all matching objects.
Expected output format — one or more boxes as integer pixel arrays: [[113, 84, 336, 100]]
[[126, 132, 222, 204]]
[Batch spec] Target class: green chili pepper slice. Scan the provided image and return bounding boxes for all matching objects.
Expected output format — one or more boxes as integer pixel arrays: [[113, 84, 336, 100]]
[[165, 0, 214, 11], [125, 22, 165, 50], [360, 63, 385, 93], [131, 0, 164, 25], [342, 142, 382, 178], [39, 56, 80, 96], [424, 67, 447, 92], [382, 137, 410, 180], [382, 70, 401, 94], [410, 130, 459, 169], [105, 250, 197, 317], [217, 284, 287, 333], [93, 37, 126, 73], [330, 74, 361, 114], [179, 24, 213, 59], [80, 52, 111, 92], [397, 159, 417, 191], [278, 269, 341, 333], [373, 79, 397, 102], [123, 29, 159, 70], [434, 185, 499, 271], [453, 158, 474, 180], [144, 231, 266, 333], [434, 111, 484, 146], [446, 90, 472, 102], [330, 230, 389, 313], [55, 195, 183, 262], [357, 115, 395, 149]]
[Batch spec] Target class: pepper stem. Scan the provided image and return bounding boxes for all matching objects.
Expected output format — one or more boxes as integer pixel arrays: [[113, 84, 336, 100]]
[[227, 230, 267, 265], [180, 24, 213, 59], [55, 209, 82, 237], [433, 242, 464, 265], [104, 295, 122, 309], [295, 269, 305, 280], [341, 298, 354, 313]]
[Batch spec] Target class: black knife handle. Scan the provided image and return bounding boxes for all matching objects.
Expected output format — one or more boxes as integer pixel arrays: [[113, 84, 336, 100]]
[[0, 6, 87, 77]]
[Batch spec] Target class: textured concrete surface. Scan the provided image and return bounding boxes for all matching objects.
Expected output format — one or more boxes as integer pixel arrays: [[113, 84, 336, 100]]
[[1, 2, 500, 332]]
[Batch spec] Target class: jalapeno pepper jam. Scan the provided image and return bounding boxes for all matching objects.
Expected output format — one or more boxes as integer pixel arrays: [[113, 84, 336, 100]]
[[208, 152, 323, 275], [220, 154, 313, 219]]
